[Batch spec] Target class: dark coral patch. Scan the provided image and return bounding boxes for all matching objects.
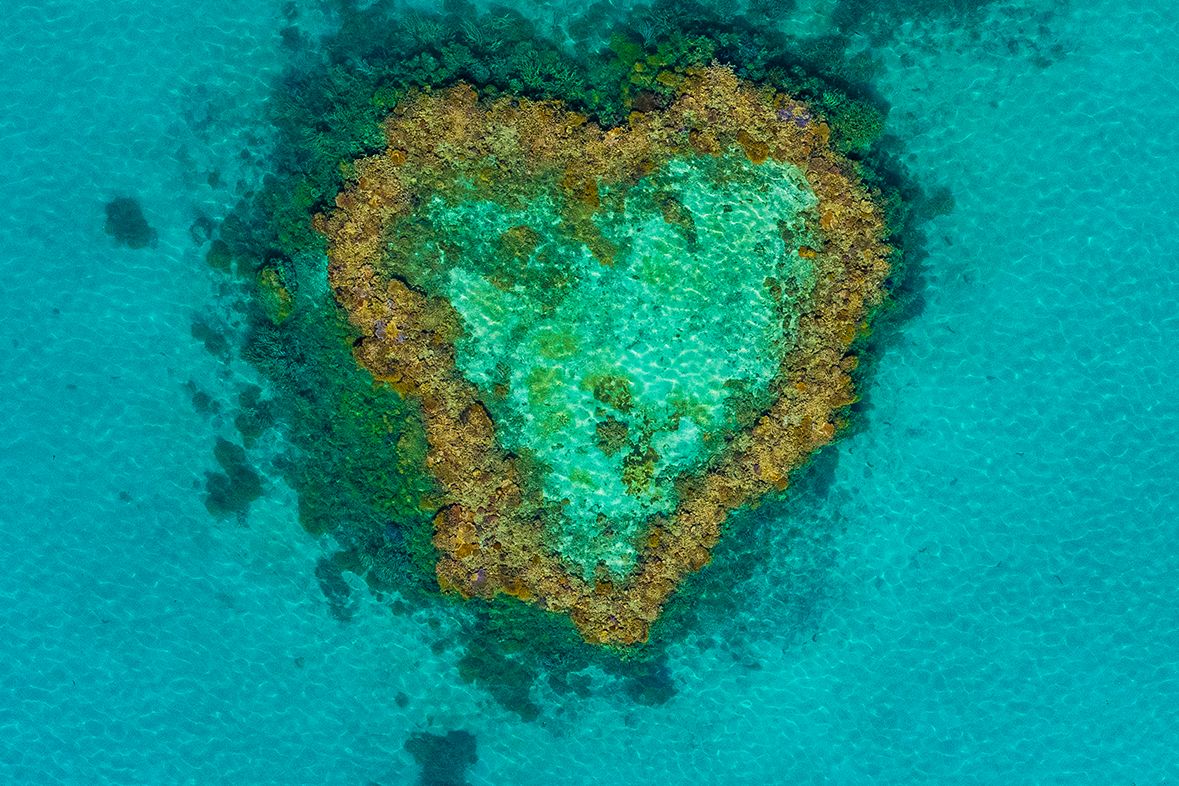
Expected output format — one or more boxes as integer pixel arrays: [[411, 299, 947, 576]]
[[104, 196, 157, 249], [204, 437, 263, 517], [404, 730, 477, 786], [622, 658, 678, 706], [314, 553, 358, 623]]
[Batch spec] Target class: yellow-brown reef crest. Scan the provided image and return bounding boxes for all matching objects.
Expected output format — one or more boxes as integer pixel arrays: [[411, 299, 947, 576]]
[[316, 65, 891, 645]]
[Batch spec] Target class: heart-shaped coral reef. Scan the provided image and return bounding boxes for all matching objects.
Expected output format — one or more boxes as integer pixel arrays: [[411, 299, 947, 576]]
[[317, 65, 891, 645]]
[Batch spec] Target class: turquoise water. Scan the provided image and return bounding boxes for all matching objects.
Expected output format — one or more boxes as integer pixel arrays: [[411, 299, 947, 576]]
[[1, 1, 1177, 784]]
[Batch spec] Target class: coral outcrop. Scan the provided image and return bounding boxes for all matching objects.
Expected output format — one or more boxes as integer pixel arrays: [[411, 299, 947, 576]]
[[317, 66, 891, 645]]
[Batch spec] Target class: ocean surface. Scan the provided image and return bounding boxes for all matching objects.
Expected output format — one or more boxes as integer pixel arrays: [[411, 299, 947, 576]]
[[1, 0, 1177, 783]]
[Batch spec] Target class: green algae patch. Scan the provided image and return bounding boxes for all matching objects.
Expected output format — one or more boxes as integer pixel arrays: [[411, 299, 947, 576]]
[[319, 67, 892, 644]]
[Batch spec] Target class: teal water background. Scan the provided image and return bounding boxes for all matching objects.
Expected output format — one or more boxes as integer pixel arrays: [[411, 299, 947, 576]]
[[1, 0, 1177, 782]]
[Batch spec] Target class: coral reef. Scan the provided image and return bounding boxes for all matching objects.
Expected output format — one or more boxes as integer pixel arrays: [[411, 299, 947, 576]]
[[317, 66, 892, 644], [202, 0, 926, 716]]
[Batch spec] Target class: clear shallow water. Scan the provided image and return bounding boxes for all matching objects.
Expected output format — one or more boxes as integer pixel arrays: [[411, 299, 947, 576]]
[[1, 0, 1177, 783]]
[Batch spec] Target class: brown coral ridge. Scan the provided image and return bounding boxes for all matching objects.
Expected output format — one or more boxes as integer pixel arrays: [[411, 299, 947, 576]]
[[316, 66, 891, 645]]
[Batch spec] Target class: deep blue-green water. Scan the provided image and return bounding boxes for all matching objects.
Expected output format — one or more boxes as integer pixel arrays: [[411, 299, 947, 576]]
[[2, 0, 1177, 783]]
